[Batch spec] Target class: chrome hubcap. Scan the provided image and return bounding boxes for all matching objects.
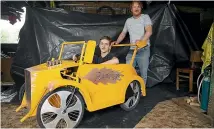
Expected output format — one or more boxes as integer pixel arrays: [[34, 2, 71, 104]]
[[40, 91, 82, 128], [124, 81, 140, 108]]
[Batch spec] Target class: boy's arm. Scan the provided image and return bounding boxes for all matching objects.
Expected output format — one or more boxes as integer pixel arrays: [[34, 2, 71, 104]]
[[101, 57, 119, 64]]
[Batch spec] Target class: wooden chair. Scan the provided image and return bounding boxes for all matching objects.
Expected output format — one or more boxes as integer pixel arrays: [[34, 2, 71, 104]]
[[176, 51, 202, 92]]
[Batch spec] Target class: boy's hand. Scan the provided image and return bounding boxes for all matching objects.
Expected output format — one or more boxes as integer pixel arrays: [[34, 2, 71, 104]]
[[72, 54, 78, 61]]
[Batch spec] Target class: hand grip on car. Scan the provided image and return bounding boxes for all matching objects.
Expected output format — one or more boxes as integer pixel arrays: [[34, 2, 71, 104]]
[[112, 40, 147, 49], [136, 40, 147, 49]]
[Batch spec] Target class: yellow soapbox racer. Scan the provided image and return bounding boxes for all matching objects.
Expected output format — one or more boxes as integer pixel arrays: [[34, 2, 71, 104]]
[[16, 40, 146, 128]]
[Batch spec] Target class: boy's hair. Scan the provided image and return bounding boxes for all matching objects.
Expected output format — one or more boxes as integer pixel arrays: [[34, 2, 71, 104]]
[[130, 1, 143, 9], [100, 36, 112, 44]]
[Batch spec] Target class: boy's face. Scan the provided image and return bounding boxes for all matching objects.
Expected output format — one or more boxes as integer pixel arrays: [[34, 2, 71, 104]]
[[99, 39, 111, 53], [131, 2, 142, 17]]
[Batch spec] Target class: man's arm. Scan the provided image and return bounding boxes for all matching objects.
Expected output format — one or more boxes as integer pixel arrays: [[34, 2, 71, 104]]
[[140, 14, 152, 41], [113, 20, 128, 44], [136, 25, 152, 49], [141, 25, 152, 41], [114, 32, 126, 45], [101, 57, 119, 64]]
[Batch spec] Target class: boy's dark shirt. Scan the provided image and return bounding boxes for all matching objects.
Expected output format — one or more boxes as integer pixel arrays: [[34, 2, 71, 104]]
[[93, 53, 115, 64]]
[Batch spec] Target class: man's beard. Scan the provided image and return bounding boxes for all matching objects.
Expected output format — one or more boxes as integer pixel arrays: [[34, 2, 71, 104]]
[[133, 11, 141, 16]]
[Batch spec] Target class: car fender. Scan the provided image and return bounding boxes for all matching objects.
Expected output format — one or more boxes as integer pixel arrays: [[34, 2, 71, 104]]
[[47, 79, 94, 111], [122, 75, 146, 102]]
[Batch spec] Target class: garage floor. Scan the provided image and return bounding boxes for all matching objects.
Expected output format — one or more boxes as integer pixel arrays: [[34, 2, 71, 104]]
[[2, 83, 208, 128]]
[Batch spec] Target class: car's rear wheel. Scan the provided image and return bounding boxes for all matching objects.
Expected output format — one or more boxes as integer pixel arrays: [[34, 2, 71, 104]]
[[120, 81, 141, 111], [37, 87, 85, 128]]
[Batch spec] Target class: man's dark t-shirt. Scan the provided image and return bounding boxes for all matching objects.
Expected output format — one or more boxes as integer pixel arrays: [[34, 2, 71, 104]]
[[93, 53, 115, 64]]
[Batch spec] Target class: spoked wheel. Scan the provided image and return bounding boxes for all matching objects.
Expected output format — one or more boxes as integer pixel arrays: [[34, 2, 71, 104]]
[[120, 81, 141, 111], [37, 87, 85, 128]]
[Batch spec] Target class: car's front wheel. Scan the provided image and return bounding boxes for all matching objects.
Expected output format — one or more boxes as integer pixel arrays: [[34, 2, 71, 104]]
[[37, 87, 85, 128], [120, 81, 141, 111], [19, 83, 25, 102]]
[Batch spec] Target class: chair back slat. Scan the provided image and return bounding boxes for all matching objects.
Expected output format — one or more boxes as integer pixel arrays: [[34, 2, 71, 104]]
[[190, 51, 202, 63]]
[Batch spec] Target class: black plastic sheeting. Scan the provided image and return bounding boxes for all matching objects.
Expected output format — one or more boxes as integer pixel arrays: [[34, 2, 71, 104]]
[[10, 4, 199, 89]]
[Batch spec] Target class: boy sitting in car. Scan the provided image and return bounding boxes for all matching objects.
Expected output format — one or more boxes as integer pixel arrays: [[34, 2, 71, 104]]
[[73, 36, 119, 64]]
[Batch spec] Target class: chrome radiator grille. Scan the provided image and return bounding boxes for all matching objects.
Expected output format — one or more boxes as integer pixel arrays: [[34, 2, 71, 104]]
[[25, 70, 31, 108]]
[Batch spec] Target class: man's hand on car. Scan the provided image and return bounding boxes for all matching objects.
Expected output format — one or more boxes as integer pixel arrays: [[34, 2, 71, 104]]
[[136, 40, 147, 49], [111, 41, 119, 45]]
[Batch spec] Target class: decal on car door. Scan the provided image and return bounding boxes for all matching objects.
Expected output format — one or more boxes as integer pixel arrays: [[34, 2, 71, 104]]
[[82, 67, 124, 85]]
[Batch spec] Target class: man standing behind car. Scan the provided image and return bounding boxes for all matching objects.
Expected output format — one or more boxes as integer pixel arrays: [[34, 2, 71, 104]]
[[112, 1, 152, 84]]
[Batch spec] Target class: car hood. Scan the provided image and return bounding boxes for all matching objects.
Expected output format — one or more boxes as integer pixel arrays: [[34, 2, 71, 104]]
[[26, 60, 78, 72]]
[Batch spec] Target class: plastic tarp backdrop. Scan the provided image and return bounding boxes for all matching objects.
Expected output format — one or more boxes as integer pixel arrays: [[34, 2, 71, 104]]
[[11, 4, 199, 88]]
